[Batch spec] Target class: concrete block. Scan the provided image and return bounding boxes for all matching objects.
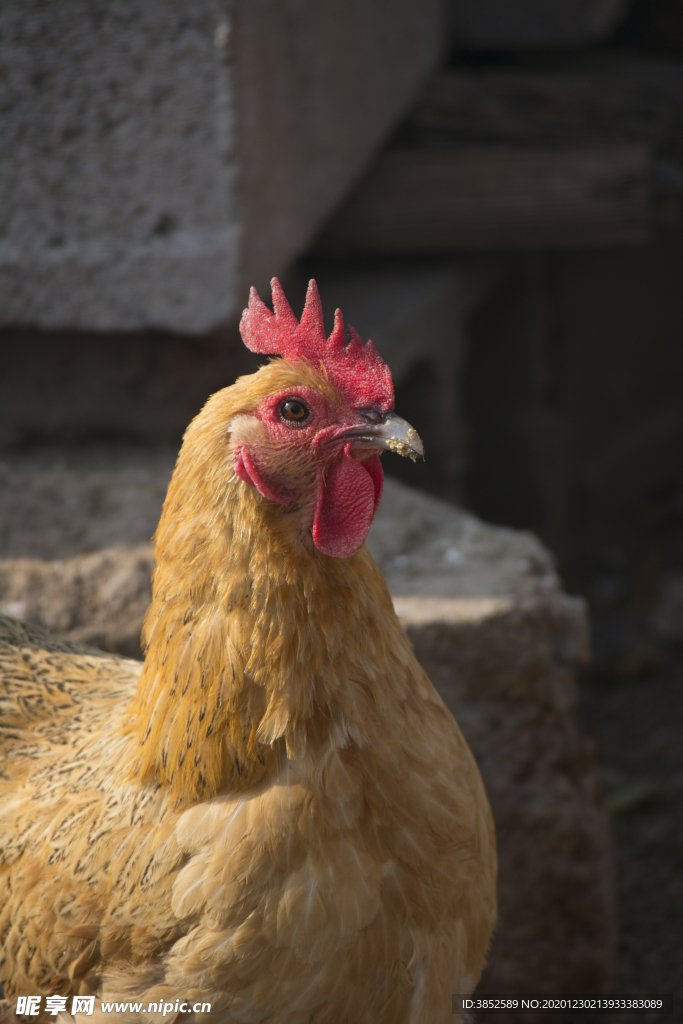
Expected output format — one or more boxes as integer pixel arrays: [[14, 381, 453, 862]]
[[0, 547, 154, 661], [0, 443, 176, 560], [0, 1, 443, 333], [397, 596, 613, 993]]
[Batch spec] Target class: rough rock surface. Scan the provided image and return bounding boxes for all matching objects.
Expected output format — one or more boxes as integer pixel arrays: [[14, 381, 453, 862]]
[[397, 596, 613, 996], [0, 454, 613, 994], [0, 547, 154, 661], [0, 0, 442, 332], [371, 478, 561, 601], [0, 443, 176, 561]]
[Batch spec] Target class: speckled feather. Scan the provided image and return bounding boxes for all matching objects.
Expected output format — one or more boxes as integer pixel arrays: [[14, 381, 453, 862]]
[[0, 356, 496, 1024]]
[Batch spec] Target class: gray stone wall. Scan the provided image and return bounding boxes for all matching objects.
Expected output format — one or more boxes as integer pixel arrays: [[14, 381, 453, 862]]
[[0, 1, 240, 333], [0, 0, 443, 333]]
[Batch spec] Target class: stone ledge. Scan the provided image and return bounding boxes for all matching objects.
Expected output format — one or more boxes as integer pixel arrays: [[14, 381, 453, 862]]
[[397, 594, 613, 994], [0, 547, 155, 660]]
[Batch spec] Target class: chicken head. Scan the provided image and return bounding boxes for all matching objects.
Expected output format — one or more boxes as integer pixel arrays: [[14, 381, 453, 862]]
[[229, 278, 423, 558]]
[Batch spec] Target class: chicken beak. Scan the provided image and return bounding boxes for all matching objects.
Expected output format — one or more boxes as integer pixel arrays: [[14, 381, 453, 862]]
[[341, 411, 424, 461], [373, 410, 424, 461]]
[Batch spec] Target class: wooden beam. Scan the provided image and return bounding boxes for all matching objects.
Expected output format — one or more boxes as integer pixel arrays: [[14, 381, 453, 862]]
[[315, 143, 652, 252]]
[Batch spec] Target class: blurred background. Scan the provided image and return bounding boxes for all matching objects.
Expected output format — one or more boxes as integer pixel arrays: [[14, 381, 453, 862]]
[[1, 0, 682, 1014]]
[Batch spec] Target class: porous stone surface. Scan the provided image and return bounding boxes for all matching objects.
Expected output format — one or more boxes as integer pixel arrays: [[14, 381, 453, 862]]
[[0, 0, 443, 332], [0, 2, 240, 334], [0, 443, 176, 561], [371, 478, 560, 601], [0, 547, 155, 661], [397, 596, 613, 996], [0, 452, 613, 993]]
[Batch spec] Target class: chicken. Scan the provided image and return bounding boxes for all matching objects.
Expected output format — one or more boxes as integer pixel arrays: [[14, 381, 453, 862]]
[[0, 279, 496, 1024]]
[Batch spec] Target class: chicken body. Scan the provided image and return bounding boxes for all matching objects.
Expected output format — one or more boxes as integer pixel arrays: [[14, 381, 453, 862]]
[[0, 286, 496, 1023]]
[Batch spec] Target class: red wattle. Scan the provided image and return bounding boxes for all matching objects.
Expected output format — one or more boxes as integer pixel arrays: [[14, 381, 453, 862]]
[[312, 447, 384, 558], [364, 453, 384, 513]]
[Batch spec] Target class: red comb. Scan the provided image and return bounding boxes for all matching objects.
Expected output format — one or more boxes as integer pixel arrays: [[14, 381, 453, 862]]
[[239, 278, 394, 411]]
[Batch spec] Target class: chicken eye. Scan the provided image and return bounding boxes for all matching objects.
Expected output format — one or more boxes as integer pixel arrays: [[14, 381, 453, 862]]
[[279, 398, 311, 425]]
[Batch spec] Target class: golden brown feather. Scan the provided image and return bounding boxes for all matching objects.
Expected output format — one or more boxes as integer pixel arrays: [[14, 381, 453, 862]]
[[0, 353, 496, 1024]]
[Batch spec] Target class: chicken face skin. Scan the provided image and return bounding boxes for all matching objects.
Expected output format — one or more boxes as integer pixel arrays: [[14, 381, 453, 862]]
[[227, 360, 416, 558], [229, 277, 423, 560], [230, 381, 378, 502]]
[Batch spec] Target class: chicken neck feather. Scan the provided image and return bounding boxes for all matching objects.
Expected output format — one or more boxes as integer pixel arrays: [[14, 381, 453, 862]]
[[128, 365, 414, 809]]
